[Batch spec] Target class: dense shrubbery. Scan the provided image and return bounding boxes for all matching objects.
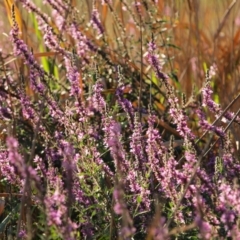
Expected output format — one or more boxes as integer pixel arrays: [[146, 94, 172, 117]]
[[0, 0, 240, 239]]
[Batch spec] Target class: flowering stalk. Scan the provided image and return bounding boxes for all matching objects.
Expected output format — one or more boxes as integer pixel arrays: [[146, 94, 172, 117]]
[[91, 6, 104, 37], [217, 180, 240, 237], [116, 83, 134, 129], [44, 0, 68, 30], [146, 113, 166, 183], [44, 177, 77, 240], [70, 21, 90, 66], [113, 184, 136, 239], [147, 40, 194, 139], [196, 108, 224, 137], [130, 114, 147, 172], [202, 76, 240, 124]]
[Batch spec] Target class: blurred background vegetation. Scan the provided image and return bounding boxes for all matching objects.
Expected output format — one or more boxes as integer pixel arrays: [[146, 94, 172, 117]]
[[1, 0, 239, 120]]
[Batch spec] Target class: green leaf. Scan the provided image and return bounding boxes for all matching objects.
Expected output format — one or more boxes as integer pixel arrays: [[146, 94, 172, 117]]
[[164, 43, 181, 50], [168, 71, 179, 82], [137, 195, 142, 204]]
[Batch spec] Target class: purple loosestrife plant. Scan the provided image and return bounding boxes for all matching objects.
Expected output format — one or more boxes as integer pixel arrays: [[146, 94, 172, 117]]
[[44, 177, 77, 240], [5, 137, 42, 191], [130, 114, 147, 172], [40, 19, 67, 57], [221, 133, 240, 180], [91, 6, 104, 37], [44, 0, 68, 31], [194, 199, 216, 239], [64, 56, 81, 97], [0, 150, 21, 186], [113, 184, 136, 239], [116, 83, 134, 129], [202, 73, 240, 124], [196, 107, 225, 137], [91, 79, 107, 114], [147, 40, 168, 84], [11, 16, 44, 78], [103, 116, 129, 174], [6, 137, 26, 185], [70, 21, 91, 66], [217, 180, 240, 237], [10, 6, 65, 124], [2, 1, 240, 239], [146, 113, 166, 183], [147, 39, 194, 140]]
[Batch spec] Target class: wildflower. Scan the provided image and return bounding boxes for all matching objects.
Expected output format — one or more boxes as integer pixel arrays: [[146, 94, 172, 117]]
[[91, 7, 104, 37]]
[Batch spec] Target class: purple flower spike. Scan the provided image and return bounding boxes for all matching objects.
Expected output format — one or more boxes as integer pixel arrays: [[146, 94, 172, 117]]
[[91, 8, 104, 37]]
